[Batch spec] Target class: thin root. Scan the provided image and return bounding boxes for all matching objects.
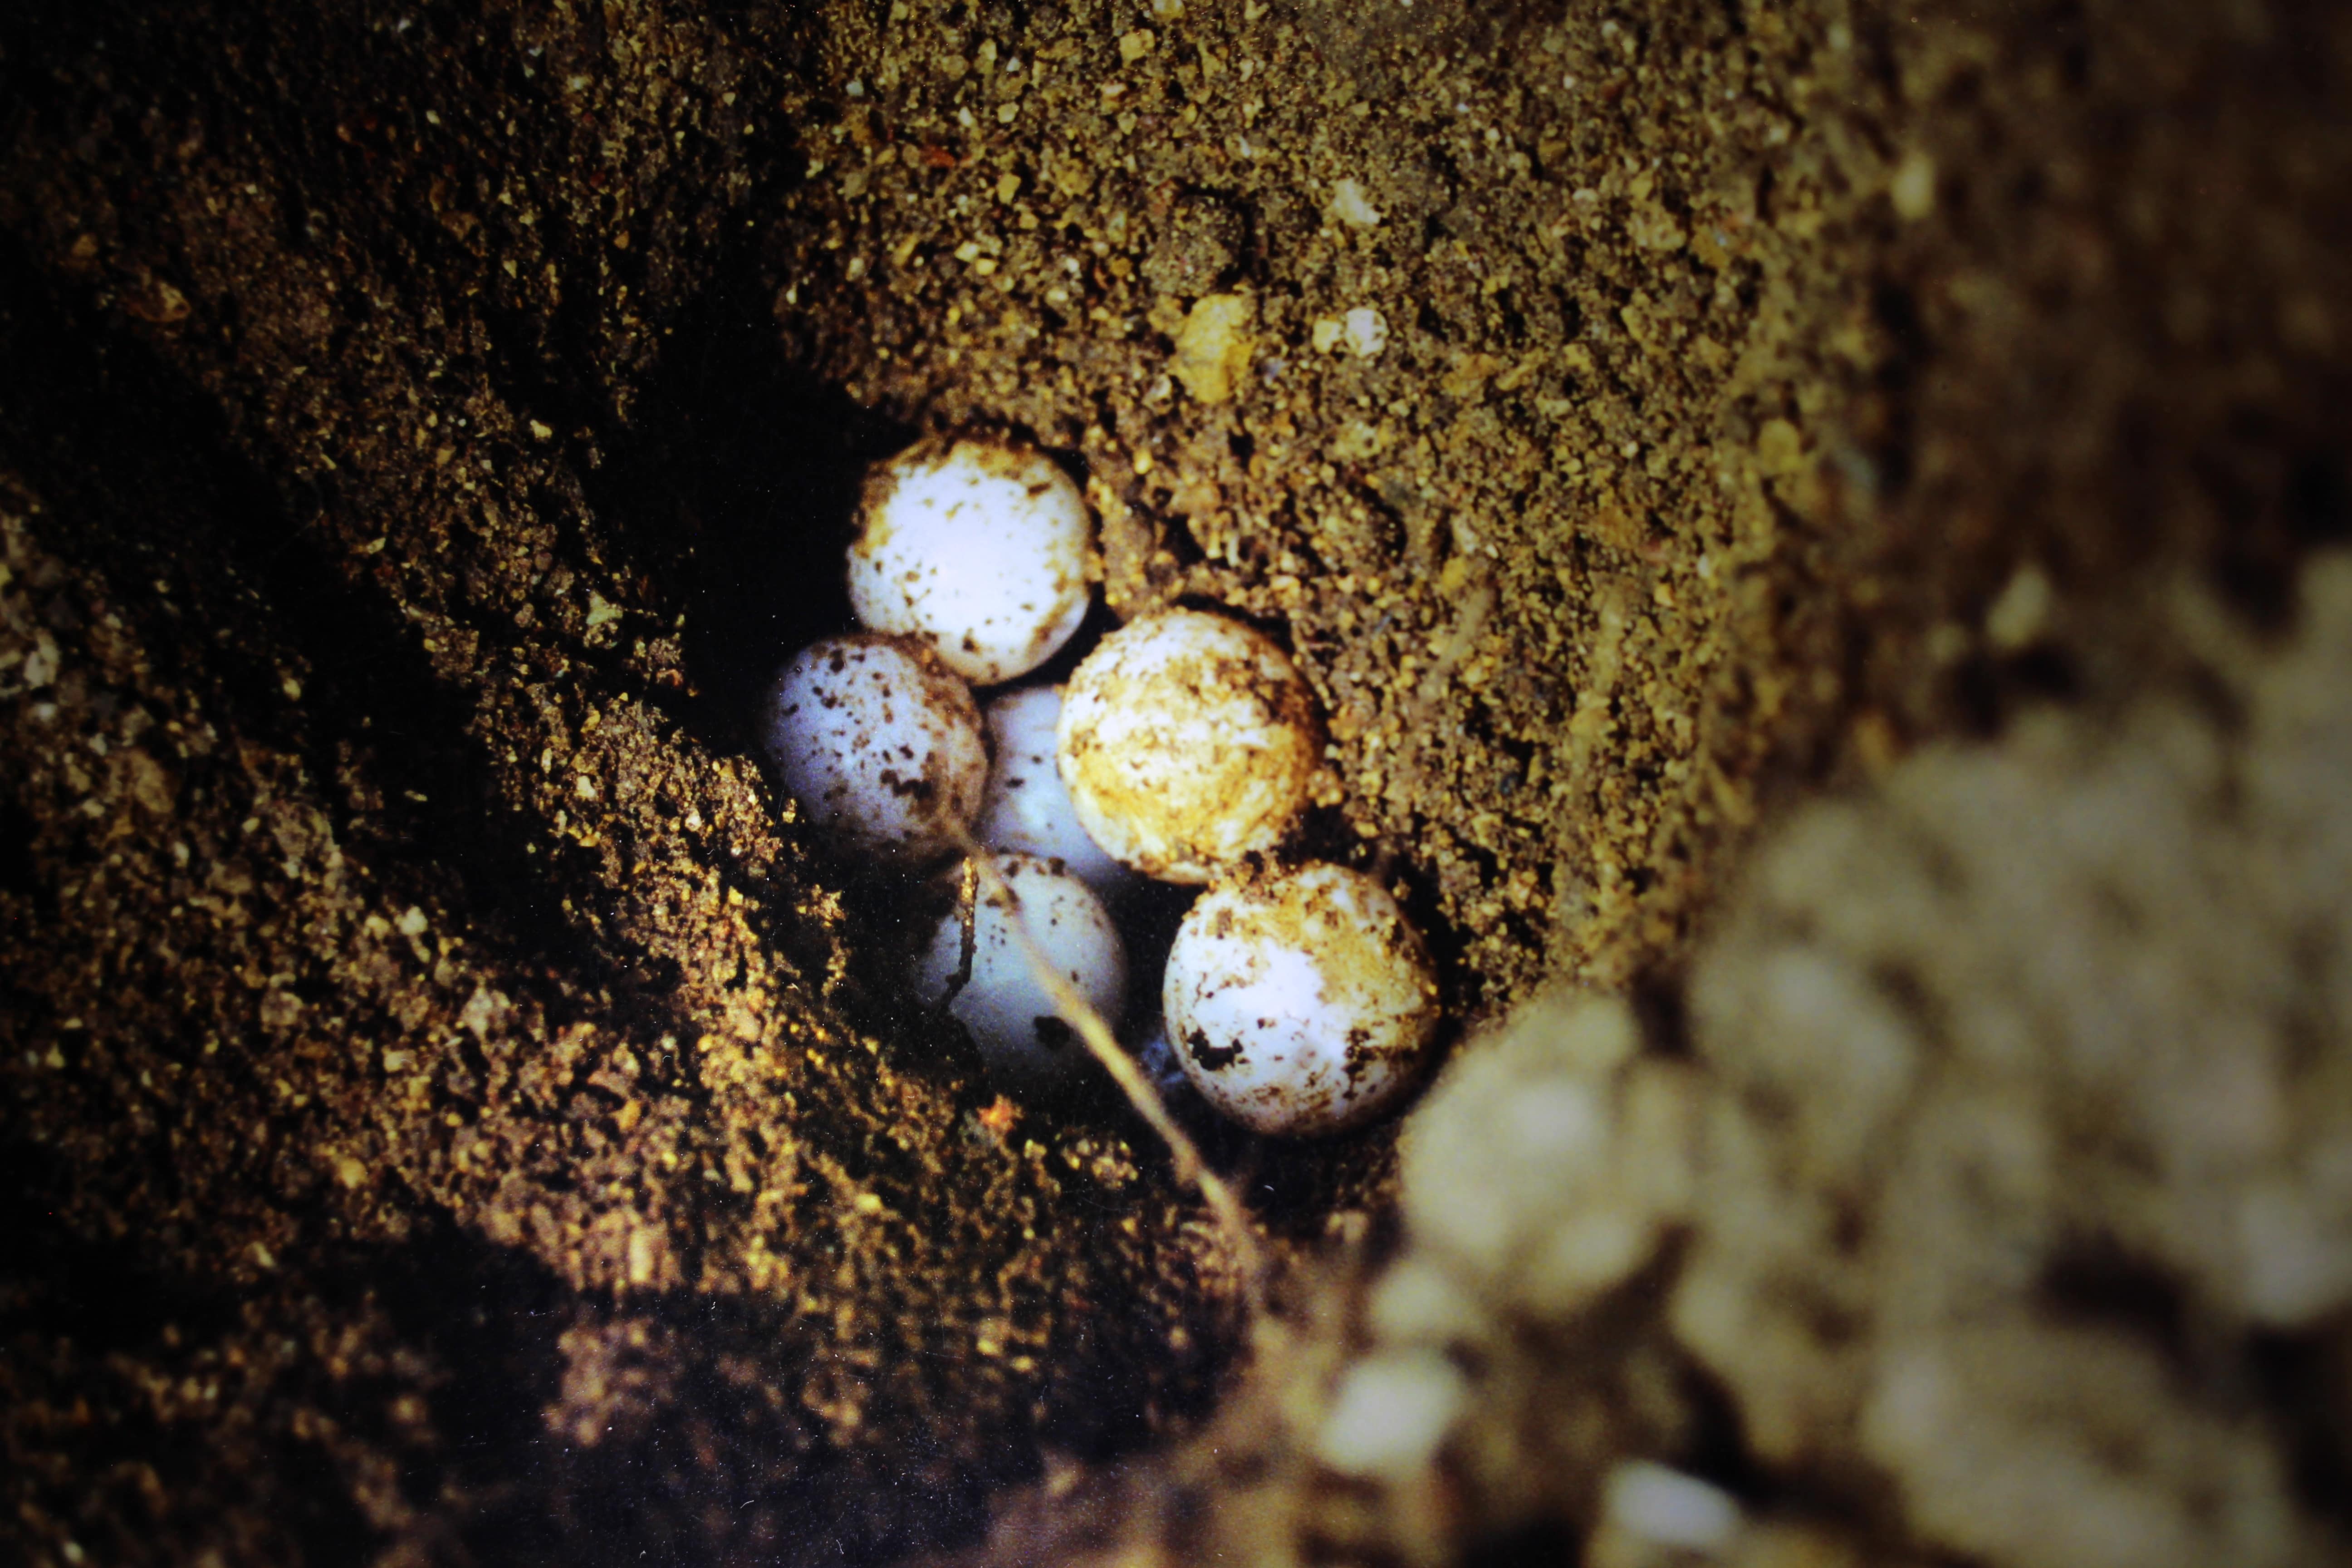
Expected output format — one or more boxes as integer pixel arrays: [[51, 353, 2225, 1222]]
[[948, 828, 1269, 1318]]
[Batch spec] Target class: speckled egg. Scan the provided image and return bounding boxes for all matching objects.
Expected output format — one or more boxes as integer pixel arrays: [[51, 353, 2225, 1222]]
[[1057, 608, 1323, 883], [1163, 861, 1440, 1136], [847, 436, 1093, 686], [914, 852, 1128, 1092], [973, 684, 1132, 898], [761, 634, 987, 867]]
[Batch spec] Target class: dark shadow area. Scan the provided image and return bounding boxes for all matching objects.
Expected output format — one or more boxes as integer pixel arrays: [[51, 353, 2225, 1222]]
[[1, 1116, 1044, 1568], [591, 265, 915, 760], [573, 256, 962, 1054], [0, 233, 620, 996], [1464, 1518, 1585, 1568], [0, 1139, 250, 1355], [2210, 440, 2352, 632], [348, 1220, 580, 1532], [2035, 1235, 2192, 1372], [0, 795, 42, 905], [0, 1137, 407, 1566], [2251, 1321, 2352, 1533]]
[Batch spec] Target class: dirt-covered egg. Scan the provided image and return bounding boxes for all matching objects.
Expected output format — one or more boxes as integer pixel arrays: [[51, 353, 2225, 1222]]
[[914, 852, 1128, 1092], [1163, 861, 1440, 1136], [761, 634, 987, 867], [973, 684, 1132, 898], [847, 436, 1093, 686], [1057, 608, 1323, 883]]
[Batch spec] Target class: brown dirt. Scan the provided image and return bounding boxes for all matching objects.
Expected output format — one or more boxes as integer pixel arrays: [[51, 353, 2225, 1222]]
[[0, 0, 2345, 1564]]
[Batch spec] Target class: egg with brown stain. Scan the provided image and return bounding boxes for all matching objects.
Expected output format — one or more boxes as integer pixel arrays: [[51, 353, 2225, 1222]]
[[1057, 608, 1323, 884], [1163, 861, 1440, 1135], [762, 634, 987, 867], [848, 436, 1093, 686], [914, 852, 1128, 1092]]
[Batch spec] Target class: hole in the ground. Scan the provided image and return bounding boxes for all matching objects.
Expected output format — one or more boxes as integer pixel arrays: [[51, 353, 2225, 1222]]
[[593, 277, 915, 759], [2036, 1235, 2191, 1367], [0, 796, 39, 903]]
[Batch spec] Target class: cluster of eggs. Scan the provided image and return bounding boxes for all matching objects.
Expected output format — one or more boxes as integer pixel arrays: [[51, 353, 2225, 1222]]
[[763, 436, 1441, 1136]]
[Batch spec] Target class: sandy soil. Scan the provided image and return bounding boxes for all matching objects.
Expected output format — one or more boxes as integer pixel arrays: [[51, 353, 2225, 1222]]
[[1, 0, 2346, 1564]]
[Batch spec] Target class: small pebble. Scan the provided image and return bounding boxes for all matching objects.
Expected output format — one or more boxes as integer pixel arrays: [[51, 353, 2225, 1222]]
[[1315, 1350, 1466, 1479], [1600, 1460, 1744, 1553]]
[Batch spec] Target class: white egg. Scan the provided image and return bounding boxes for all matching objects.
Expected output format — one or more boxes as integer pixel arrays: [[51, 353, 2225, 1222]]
[[848, 436, 1093, 686], [1057, 608, 1324, 883], [1163, 861, 1440, 1136], [973, 685, 1132, 897], [915, 853, 1129, 1091], [761, 634, 987, 867]]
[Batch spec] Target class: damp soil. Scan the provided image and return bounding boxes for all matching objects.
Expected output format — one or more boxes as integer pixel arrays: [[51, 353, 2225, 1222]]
[[0, 0, 2346, 1564]]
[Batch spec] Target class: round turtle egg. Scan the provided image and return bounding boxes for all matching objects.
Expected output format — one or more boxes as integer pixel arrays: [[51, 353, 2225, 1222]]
[[915, 853, 1128, 1092], [761, 634, 987, 868], [973, 685, 1131, 898], [1163, 861, 1440, 1136], [1058, 608, 1323, 883], [848, 436, 1093, 686]]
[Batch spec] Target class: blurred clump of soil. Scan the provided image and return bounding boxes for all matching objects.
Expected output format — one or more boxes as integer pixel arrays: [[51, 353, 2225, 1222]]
[[0, 0, 2347, 1565]]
